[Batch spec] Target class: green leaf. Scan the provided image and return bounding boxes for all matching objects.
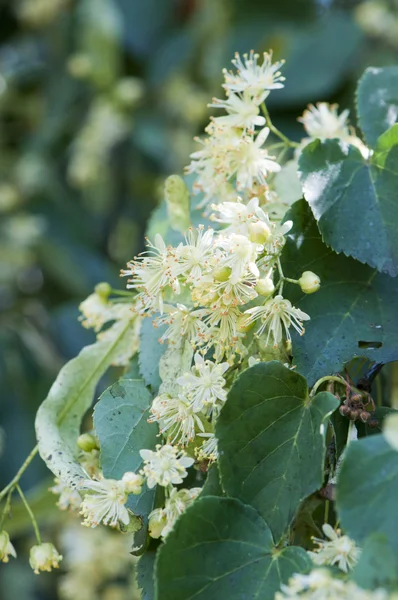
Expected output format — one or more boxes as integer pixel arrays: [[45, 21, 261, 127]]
[[356, 406, 398, 438], [137, 546, 157, 600], [35, 319, 135, 488], [281, 200, 398, 383], [356, 66, 398, 148], [352, 533, 398, 591], [336, 433, 398, 552], [138, 318, 167, 393], [155, 496, 312, 600], [201, 463, 224, 497], [216, 362, 339, 542], [298, 126, 398, 276], [94, 378, 157, 477]]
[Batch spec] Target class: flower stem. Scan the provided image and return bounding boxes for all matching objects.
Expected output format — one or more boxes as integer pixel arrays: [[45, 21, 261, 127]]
[[0, 445, 39, 502], [0, 489, 13, 529], [261, 103, 300, 149], [310, 375, 346, 397], [16, 484, 42, 544]]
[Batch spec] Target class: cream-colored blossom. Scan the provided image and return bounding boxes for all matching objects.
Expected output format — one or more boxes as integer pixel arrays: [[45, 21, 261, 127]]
[[148, 487, 201, 539], [29, 542, 62, 574], [0, 531, 16, 563], [50, 478, 82, 512], [140, 444, 194, 488], [308, 524, 361, 572], [177, 353, 229, 414], [79, 477, 130, 528], [244, 295, 310, 345], [223, 51, 285, 100]]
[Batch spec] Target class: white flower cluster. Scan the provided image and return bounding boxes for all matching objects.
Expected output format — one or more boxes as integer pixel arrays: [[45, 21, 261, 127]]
[[276, 569, 389, 600], [186, 51, 285, 207]]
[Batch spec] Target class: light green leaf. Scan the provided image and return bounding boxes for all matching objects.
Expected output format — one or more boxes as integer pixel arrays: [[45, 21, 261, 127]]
[[281, 200, 398, 383], [298, 126, 398, 277], [216, 362, 339, 542], [336, 433, 398, 552], [138, 317, 167, 393], [356, 66, 398, 147], [94, 378, 157, 477], [155, 496, 312, 600], [35, 319, 135, 488], [158, 336, 193, 397]]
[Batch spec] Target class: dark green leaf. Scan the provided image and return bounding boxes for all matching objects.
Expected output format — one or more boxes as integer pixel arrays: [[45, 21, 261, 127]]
[[137, 546, 158, 600], [298, 126, 398, 276], [356, 406, 398, 437], [336, 433, 398, 552], [201, 463, 224, 497], [330, 410, 349, 459], [352, 534, 398, 591], [356, 66, 398, 147], [281, 200, 398, 383], [216, 362, 339, 542], [155, 496, 312, 600]]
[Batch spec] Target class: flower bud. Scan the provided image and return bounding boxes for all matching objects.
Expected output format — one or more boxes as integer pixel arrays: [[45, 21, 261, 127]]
[[237, 315, 255, 333], [212, 266, 232, 282], [29, 543, 62, 574], [248, 221, 272, 244], [94, 282, 112, 300], [114, 78, 143, 108], [164, 175, 190, 233], [148, 510, 167, 539], [77, 433, 98, 453], [255, 278, 275, 297], [339, 404, 351, 417], [67, 54, 93, 79], [122, 472, 144, 495], [0, 531, 16, 563], [298, 271, 321, 294]]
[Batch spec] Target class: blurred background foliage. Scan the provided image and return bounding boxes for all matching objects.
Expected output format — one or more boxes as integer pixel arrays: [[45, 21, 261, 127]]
[[0, 0, 397, 597]]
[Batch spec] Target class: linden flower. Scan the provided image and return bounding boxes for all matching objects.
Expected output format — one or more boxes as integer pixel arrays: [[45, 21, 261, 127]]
[[223, 51, 285, 100], [0, 531, 16, 563], [276, 568, 388, 600], [157, 304, 209, 346], [29, 543, 63, 575], [50, 478, 82, 512], [308, 524, 361, 573], [298, 102, 350, 140], [210, 197, 260, 235], [79, 477, 130, 528], [209, 91, 266, 130], [149, 394, 205, 446], [140, 444, 194, 488], [244, 295, 310, 345], [177, 353, 229, 413], [217, 233, 260, 282], [148, 487, 201, 540], [233, 128, 281, 190], [122, 233, 181, 314], [175, 226, 215, 283]]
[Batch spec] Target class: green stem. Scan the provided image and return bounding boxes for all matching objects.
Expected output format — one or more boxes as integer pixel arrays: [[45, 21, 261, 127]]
[[111, 289, 135, 297], [261, 103, 300, 149], [0, 489, 13, 529], [283, 277, 299, 285], [311, 375, 346, 397], [16, 484, 41, 544], [324, 499, 330, 525], [0, 445, 38, 502]]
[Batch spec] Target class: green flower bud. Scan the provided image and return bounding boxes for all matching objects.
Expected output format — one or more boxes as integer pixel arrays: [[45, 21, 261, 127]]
[[29, 543, 62, 574], [164, 175, 190, 233], [237, 314, 255, 333], [212, 265, 232, 282], [248, 221, 272, 244], [94, 282, 112, 300], [77, 433, 98, 452], [113, 77, 144, 108], [67, 54, 93, 79], [255, 278, 275, 297], [298, 271, 321, 294]]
